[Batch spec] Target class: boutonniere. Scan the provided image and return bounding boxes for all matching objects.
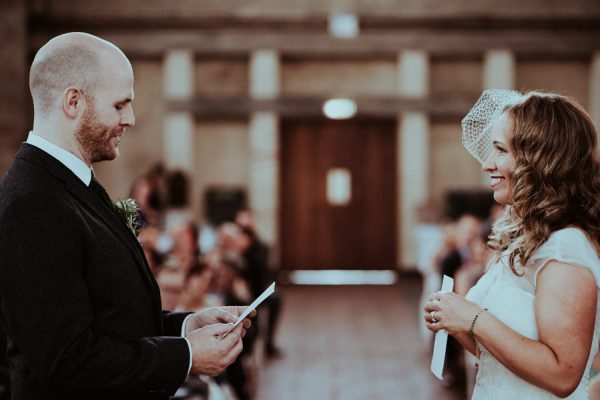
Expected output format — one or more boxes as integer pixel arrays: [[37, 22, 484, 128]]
[[112, 198, 142, 237]]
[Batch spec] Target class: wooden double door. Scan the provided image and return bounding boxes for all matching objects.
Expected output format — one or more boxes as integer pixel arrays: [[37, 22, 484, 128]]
[[280, 118, 397, 270]]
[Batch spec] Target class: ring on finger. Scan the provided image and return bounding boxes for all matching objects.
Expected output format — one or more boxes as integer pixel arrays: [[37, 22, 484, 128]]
[[430, 311, 437, 322]]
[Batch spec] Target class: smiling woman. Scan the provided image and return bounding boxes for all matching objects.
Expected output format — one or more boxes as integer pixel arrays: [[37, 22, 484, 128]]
[[425, 90, 600, 400], [483, 112, 516, 205]]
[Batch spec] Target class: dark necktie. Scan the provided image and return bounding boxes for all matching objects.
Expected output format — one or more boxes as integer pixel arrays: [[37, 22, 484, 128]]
[[89, 174, 113, 210]]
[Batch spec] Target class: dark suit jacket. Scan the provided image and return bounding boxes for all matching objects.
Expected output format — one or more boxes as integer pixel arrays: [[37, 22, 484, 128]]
[[0, 144, 191, 400]]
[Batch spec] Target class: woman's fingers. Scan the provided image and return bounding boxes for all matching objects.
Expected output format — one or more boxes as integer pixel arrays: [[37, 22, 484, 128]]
[[423, 300, 441, 313], [427, 291, 442, 302], [425, 320, 443, 332]]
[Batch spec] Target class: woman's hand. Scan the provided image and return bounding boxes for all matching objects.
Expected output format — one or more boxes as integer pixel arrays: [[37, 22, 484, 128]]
[[423, 291, 483, 336]]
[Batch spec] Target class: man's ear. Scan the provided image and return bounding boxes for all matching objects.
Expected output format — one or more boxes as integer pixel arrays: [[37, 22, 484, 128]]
[[62, 86, 84, 119]]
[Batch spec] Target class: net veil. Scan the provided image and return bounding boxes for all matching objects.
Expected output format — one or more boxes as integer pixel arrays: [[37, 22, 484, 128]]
[[461, 89, 525, 164]]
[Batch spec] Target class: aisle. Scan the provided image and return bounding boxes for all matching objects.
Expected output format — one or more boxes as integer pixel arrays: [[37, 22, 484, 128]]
[[256, 277, 465, 400]]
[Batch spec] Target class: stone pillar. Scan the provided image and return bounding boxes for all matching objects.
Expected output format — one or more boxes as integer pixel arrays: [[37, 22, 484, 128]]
[[397, 50, 430, 268], [248, 50, 280, 257], [163, 49, 196, 222], [483, 50, 516, 90], [590, 53, 600, 136], [0, 0, 27, 177]]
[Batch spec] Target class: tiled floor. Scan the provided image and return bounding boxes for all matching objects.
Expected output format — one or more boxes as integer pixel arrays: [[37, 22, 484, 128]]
[[256, 277, 465, 400]]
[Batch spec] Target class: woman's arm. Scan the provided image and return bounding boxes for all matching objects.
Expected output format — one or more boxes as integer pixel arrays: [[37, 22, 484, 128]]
[[476, 261, 596, 397], [426, 261, 596, 398]]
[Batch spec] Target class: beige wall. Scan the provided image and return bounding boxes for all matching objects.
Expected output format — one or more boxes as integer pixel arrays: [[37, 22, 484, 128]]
[[196, 58, 248, 96], [430, 58, 483, 96], [516, 59, 591, 108], [31, 0, 599, 20], [429, 122, 485, 203], [195, 121, 249, 224], [94, 56, 597, 223], [282, 59, 397, 97]]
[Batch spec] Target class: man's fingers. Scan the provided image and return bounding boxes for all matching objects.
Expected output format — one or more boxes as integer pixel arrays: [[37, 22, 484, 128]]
[[219, 324, 244, 347], [207, 307, 236, 323], [200, 322, 234, 337], [223, 339, 244, 366]]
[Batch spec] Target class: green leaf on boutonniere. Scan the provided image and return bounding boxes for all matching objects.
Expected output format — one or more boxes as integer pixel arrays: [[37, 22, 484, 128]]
[[112, 198, 142, 237]]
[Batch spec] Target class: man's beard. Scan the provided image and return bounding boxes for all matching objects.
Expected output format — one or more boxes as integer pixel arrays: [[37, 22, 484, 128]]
[[74, 100, 121, 163]]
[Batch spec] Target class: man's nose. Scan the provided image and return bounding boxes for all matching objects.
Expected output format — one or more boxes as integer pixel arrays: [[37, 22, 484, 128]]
[[122, 106, 135, 127]]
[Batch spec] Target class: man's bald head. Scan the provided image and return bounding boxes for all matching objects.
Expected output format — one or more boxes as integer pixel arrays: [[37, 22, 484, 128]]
[[30, 32, 130, 116]]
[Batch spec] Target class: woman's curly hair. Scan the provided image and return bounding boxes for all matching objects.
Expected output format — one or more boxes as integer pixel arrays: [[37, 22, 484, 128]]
[[488, 92, 600, 274]]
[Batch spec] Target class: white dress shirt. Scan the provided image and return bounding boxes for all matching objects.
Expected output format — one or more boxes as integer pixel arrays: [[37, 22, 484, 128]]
[[26, 132, 92, 186]]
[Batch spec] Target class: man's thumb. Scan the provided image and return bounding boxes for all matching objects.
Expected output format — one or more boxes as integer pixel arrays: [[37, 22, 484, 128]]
[[203, 322, 234, 336]]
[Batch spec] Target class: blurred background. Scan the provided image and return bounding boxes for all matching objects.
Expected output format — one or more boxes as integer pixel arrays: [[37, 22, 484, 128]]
[[1, 0, 599, 399]]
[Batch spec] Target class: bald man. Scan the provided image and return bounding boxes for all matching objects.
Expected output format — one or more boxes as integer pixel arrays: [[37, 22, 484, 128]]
[[0, 32, 251, 400]]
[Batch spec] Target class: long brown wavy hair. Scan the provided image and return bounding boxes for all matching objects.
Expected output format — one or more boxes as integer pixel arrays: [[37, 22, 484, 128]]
[[487, 92, 600, 274]]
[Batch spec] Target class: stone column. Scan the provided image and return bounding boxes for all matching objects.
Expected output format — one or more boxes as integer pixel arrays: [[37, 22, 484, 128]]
[[397, 50, 430, 268], [0, 0, 27, 177], [590, 53, 600, 137], [483, 50, 516, 90], [248, 50, 280, 257], [163, 49, 196, 223]]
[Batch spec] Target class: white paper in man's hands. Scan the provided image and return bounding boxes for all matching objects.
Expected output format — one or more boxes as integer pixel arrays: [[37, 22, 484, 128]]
[[220, 282, 276, 339], [431, 275, 454, 380]]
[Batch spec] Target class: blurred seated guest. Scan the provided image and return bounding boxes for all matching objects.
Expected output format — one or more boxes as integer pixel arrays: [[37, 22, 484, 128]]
[[414, 201, 445, 347], [180, 261, 214, 312], [138, 225, 168, 274], [212, 253, 252, 307], [155, 265, 185, 311], [199, 222, 219, 255], [217, 223, 245, 259], [171, 219, 200, 274], [238, 223, 283, 359], [454, 235, 489, 297], [165, 170, 193, 232], [235, 209, 255, 231], [129, 175, 161, 226], [440, 214, 482, 280], [436, 213, 482, 387], [205, 252, 256, 400]]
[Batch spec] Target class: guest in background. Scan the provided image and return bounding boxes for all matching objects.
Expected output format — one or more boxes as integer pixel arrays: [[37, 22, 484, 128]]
[[180, 261, 214, 312], [155, 266, 186, 312]]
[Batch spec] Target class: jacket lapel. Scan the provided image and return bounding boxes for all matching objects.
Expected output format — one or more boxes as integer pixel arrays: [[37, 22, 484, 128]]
[[66, 179, 158, 287]]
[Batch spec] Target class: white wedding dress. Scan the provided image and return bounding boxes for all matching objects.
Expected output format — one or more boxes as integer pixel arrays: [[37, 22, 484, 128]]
[[466, 228, 600, 399]]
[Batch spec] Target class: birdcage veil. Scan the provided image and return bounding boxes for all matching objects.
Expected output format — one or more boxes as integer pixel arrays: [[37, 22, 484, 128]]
[[461, 89, 525, 164]]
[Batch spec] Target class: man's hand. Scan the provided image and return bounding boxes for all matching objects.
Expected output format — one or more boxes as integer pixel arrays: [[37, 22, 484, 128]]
[[187, 323, 244, 376], [184, 306, 256, 337]]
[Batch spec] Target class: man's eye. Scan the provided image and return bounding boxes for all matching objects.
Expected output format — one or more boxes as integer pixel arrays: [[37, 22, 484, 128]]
[[115, 105, 123, 111]]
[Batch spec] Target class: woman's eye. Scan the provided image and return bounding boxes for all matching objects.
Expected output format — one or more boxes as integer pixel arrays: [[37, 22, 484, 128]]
[[115, 105, 122, 111]]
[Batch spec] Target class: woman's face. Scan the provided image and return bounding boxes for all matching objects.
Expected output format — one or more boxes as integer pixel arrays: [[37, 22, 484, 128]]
[[483, 112, 517, 205]]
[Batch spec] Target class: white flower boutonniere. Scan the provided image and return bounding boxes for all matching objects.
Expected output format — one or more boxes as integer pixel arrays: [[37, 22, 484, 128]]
[[112, 198, 142, 237]]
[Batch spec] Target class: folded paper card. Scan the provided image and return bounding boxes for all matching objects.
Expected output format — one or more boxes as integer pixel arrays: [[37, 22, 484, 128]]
[[431, 275, 454, 380], [221, 282, 276, 339]]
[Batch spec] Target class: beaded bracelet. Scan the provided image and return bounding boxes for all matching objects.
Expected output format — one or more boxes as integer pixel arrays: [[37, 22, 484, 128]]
[[469, 308, 488, 339]]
